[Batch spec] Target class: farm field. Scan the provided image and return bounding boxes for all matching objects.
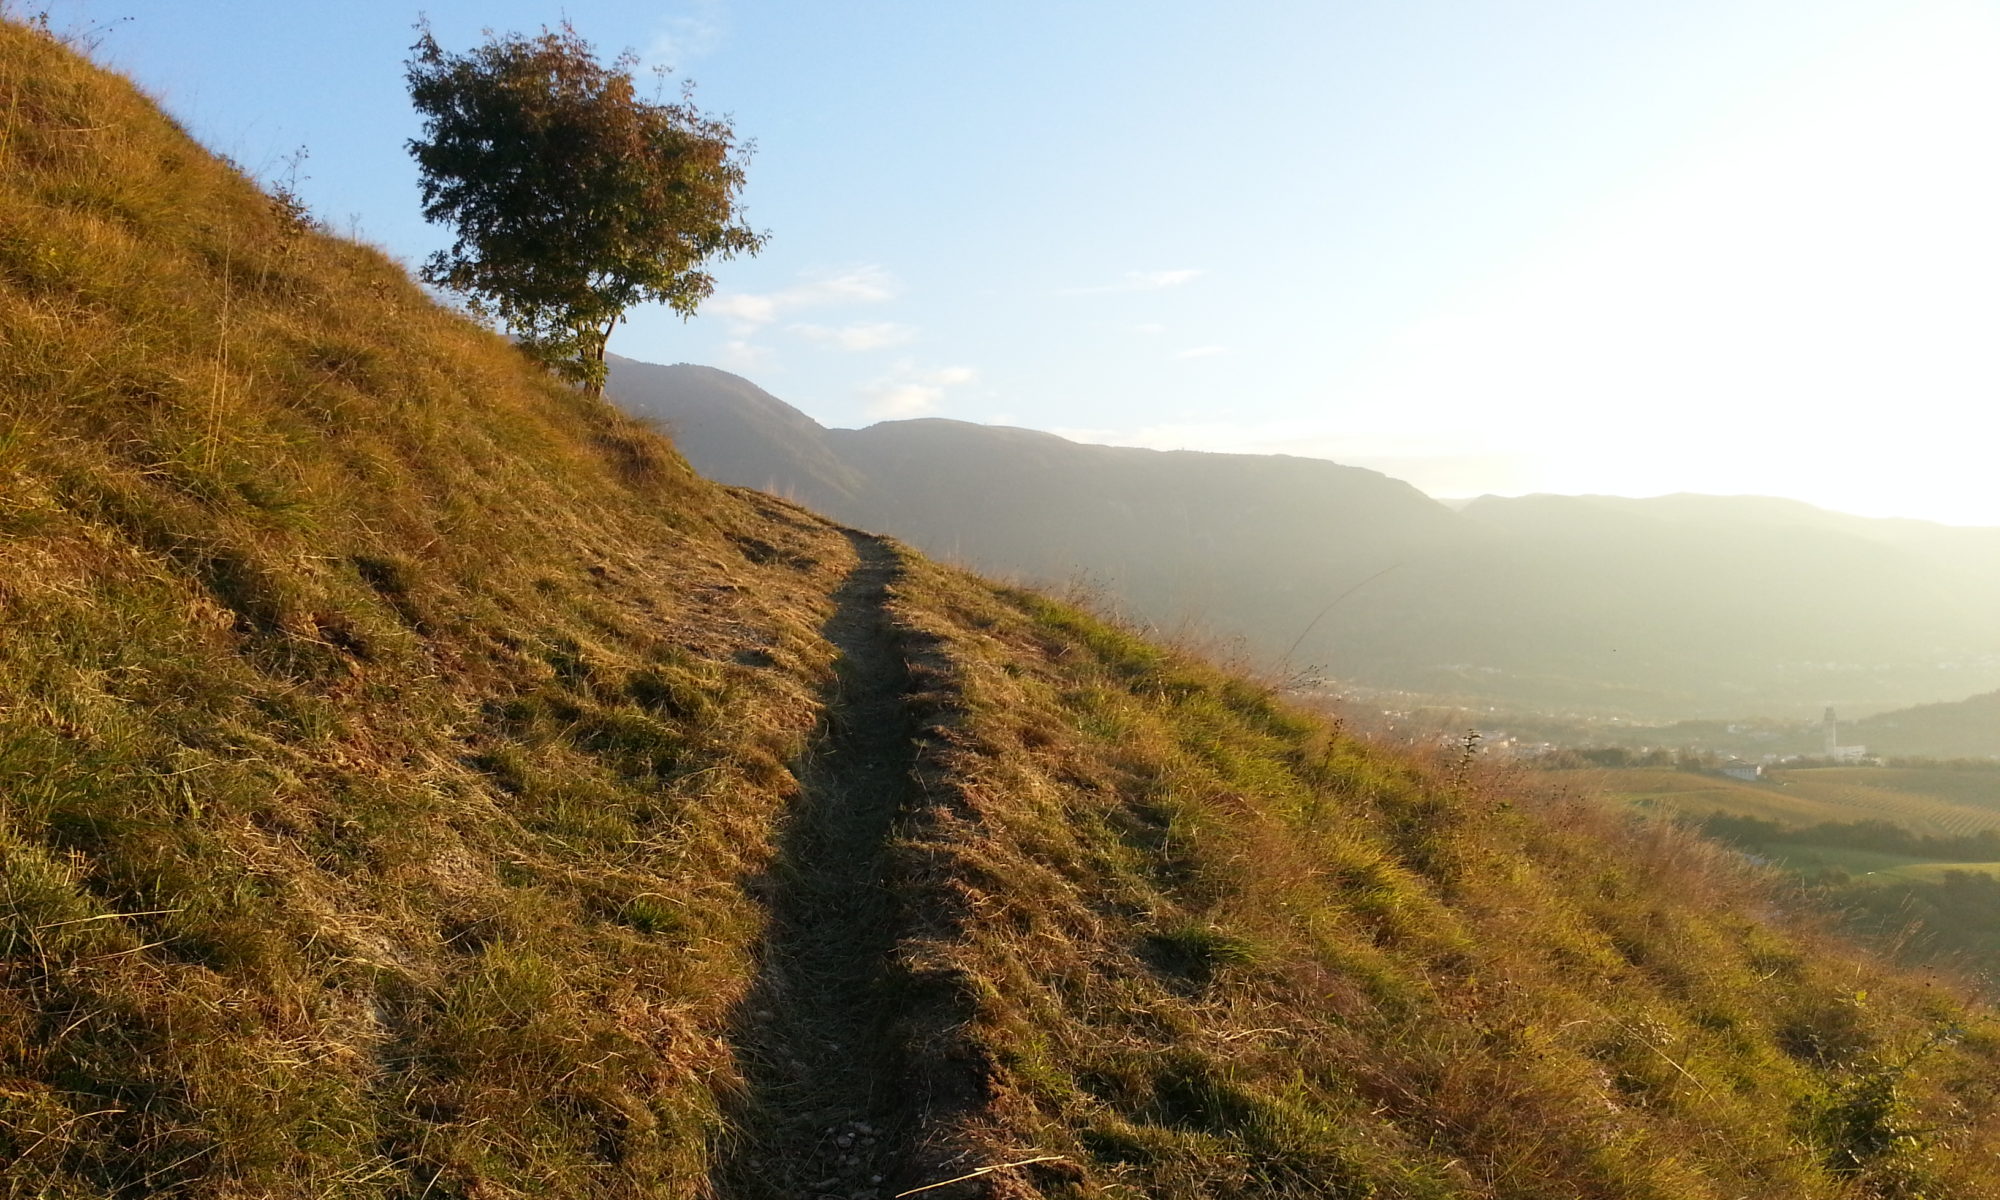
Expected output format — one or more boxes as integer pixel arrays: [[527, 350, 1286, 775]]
[[1871, 860, 2000, 883], [1552, 765, 2000, 837], [1758, 844, 1934, 874], [1750, 843, 2000, 882]]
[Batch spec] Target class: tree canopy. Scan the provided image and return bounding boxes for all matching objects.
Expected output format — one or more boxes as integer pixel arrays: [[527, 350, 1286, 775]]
[[405, 23, 764, 393]]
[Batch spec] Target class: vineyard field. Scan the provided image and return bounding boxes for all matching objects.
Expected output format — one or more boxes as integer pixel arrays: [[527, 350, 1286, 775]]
[[1551, 765, 2000, 838]]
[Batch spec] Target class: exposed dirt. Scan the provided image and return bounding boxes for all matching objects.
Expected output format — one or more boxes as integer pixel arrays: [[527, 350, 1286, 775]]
[[714, 532, 926, 1199]]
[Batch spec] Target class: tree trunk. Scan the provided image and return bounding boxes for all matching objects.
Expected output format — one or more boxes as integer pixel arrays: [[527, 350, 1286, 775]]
[[582, 316, 618, 398]]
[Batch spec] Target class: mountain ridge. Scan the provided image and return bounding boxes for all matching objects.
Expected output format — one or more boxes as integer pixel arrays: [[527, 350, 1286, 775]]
[[610, 361, 2000, 720]]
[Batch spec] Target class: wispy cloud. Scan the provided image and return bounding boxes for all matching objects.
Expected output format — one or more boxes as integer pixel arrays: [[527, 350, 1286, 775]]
[[790, 321, 917, 351], [1060, 268, 1204, 296], [865, 385, 945, 419], [709, 266, 898, 332], [1172, 345, 1229, 360], [1128, 268, 1202, 290], [717, 339, 774, 371], [860, 362, 977, 419], [646, 1, 726, 68]]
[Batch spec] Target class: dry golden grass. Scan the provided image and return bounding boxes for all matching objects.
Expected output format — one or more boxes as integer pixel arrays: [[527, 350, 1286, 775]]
[[0, 18, 864, 1195], [880, 555, 2000, 1199]]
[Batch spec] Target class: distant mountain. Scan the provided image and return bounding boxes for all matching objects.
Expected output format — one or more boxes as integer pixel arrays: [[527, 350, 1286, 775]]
[[608, 358, 868, 508], [1452, 493, 2000, 712], [1466, 492, 2000, 594], [1852, 690, 2000, 759], [610, 360, 2000, 719]]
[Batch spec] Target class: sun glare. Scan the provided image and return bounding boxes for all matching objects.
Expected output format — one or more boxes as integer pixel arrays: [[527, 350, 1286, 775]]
[[1315, 4, 2000, 521]]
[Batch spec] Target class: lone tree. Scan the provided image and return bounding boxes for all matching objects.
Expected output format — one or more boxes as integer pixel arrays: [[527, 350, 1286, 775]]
[[406, 23, 764, 394]]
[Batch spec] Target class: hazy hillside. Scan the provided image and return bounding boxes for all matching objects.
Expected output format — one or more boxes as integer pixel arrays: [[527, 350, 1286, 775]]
[[10, 21, 2000, 1198], [610, 363, 2000, 720], [1481, 493, 2000, 586], [609, 356, 869, 511], [1460, 493, 2000, 684], [1855, 690, 2000, 759]]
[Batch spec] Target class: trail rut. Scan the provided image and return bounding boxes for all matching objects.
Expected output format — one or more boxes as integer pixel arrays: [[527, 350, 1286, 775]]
[[715, 532, 926, 1198]]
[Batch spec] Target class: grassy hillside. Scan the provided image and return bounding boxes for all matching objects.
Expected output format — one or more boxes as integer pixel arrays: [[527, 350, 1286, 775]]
[[1856, 691, 2000, 760], [7, 19, 2000, 1199], [1592, 768, 2000, 985], [883, 568, 2000, 1197], [0, 19, 867, 1194]]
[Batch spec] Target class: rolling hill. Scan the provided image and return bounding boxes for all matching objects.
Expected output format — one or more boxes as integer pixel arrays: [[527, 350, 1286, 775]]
[[7, 20, 2000, 1198], [612, 363, 2000, 721], [1854, 690, 2000, 759]]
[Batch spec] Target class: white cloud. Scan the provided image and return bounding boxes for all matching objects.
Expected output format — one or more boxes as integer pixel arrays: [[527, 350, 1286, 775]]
[[709, 293, 779, 326], [1128, 268, 1202, 290], [1172, 345, 1229, 360], [710, 266, 898, 333], [645, 1, 726, 68], [1061, 268, 1204, 295], [790, 321, 917, 351], [717, 339, 774, 371], [859, 362, 979, 419], [865, 384, 945, 419]]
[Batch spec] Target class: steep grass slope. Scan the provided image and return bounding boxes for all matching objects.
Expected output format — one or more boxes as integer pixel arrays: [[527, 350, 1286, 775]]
[[0, 21, 864, 1195], [5, 21, 2000, 1200], [885, 564, 2000, 1198]]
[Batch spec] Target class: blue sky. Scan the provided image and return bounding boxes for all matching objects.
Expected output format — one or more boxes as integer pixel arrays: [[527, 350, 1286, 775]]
[[40, 0, 2000, 524]]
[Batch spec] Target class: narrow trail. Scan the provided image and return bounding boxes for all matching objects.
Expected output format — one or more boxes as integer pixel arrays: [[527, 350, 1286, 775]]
[[715, 532, 925, 1199]]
